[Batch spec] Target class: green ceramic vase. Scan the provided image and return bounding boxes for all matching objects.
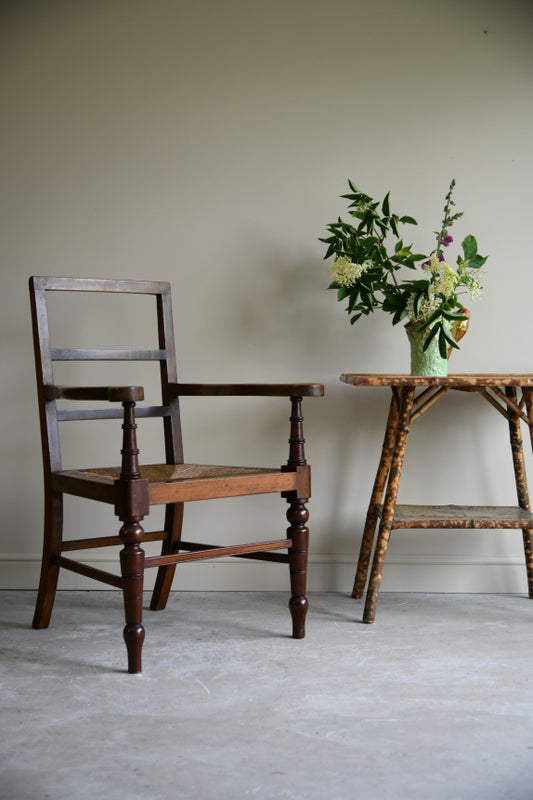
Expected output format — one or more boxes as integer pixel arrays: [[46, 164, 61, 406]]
[[405, 321, 448, 377]]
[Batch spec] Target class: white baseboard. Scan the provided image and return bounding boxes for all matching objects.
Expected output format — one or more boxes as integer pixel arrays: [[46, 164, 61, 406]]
[[0, 553, 529, 594]]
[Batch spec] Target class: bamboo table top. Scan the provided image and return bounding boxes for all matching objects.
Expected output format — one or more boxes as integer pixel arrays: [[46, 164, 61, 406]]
[[340, 373, 533, 388]]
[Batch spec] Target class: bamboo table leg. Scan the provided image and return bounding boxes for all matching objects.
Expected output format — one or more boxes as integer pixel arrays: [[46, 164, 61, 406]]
[[518, 387, 533, 597], [363, 386, 415, 624], [352, 390, 400, 598]]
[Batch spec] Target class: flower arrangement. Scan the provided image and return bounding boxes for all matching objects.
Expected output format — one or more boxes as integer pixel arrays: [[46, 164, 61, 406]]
[[321, 179, 487, 357]]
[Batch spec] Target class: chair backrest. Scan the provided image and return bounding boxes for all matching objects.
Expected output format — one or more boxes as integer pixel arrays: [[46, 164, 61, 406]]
[[29, 276, 184, 477]]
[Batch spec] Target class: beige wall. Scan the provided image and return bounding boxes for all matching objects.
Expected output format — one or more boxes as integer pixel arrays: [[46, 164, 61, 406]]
[[2, 0, 533, 592]]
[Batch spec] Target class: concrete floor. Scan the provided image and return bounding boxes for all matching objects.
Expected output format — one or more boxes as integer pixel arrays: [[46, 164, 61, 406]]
[[2, 591, 533, 800]]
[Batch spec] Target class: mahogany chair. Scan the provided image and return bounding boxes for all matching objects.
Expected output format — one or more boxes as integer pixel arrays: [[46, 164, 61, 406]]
[[29, 276, 324, 672]]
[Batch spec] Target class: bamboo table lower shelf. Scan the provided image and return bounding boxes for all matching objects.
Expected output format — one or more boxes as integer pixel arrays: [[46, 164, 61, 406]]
[[340, 373, 533, 623]]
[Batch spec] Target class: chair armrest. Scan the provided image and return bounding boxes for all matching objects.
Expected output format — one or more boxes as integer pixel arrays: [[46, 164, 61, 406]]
[[168, 383, 324, 398], [43, 385, 144, 402]]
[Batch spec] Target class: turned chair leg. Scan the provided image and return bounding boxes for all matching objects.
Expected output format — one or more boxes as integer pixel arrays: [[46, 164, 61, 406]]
[[283, 396, 310, 638], [287, 497, 309, 639], [150, 502, 184, 611], [32, 490, 63, 629], [120, 519, 146, 674], [117, 400, 149, 673]]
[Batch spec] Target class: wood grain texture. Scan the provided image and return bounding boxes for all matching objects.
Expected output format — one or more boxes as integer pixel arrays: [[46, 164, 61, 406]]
[[44, 385, 144, 402], [169, 382, 324, 397], [51, 349, 166, 361]]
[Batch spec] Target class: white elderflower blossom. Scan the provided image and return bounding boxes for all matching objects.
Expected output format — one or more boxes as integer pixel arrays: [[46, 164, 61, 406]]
[[406, 288, 439, 323], [464, 273, 483, 300], [330, 255, 372, 288], [434, 263, 460, 298], [424, 253, 442, 274]]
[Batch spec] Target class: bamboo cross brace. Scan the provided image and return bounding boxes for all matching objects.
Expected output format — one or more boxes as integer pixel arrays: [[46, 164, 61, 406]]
[[412, 385, 439, 408], [479, 388, 511, 420], [480, 387, 532, 427], [492, 387, 532, 426], [523, 389, 533, 452], [410, 386, 450, 423]]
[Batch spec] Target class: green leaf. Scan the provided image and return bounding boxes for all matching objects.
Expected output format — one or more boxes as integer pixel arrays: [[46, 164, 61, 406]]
[[392, 247, 412, 261], [461, 235, 478, 260], [382, 192, 390, 217], [438, 329, 449, 359], [422, 321, 440, 351], [441, 324, 460, 350], [392, 307, 407, 325], [390, 216, 399, 237], [417, 308, 443, 331], [337, 287, 351, 301], [467, 254, 488, 270], [440, 309, 468, 322], [399, 215, 418, 225]]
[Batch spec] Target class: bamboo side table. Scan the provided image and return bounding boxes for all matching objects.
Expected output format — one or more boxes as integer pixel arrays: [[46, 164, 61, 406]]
[[340, 373, 533, 623]]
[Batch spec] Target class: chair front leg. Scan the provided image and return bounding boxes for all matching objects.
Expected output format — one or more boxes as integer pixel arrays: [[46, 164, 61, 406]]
[[116, 400, 150, 673], [283, 396, 310, 638], [287, 496, 309, 638], [119, 518, 146, 674]]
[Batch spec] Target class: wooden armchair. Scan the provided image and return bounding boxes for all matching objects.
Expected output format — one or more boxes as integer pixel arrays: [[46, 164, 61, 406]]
[[29, 276, 324, 672]]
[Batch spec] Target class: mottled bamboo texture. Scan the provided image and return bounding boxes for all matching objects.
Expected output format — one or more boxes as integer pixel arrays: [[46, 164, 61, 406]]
[[352, 391, 399, 599], [344, 375, 533, 623], [510, 387, 533, 598], [341, 373, 533, 388]]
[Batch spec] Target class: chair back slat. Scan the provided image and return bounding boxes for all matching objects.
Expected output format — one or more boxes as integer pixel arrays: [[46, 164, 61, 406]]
[[29, 276, 184, 474], [51, 349, 167, 361], [31, 276, 169, 294]]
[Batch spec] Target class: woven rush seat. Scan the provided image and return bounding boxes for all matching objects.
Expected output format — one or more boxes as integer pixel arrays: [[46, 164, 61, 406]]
[[78, 463, 277, 483]]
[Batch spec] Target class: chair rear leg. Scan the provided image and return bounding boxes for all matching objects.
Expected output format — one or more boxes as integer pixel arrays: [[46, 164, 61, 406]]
[[287, 497, 309, 639], [32, 490, 63, 629], [150, 502, 184, 611]]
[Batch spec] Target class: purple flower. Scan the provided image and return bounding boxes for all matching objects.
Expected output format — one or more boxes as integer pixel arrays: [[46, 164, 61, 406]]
[[439, 253, 445, 261], [443, 235, 453, 246]]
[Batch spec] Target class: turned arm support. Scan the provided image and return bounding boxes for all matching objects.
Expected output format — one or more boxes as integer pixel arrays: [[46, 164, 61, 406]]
[[168, 383, 324, 398], [43, 385, 144, 403]]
